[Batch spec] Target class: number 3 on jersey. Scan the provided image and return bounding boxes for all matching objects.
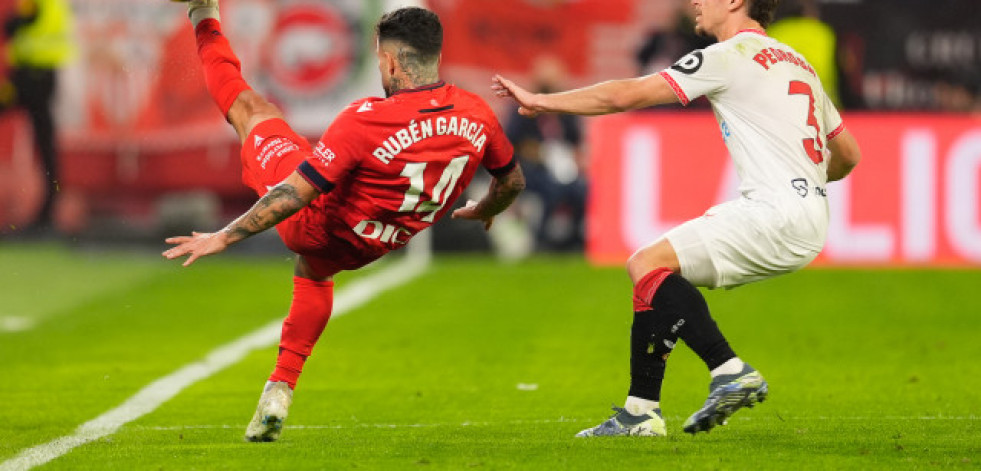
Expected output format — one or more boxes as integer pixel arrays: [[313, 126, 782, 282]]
[[788, 81, 824, 164], [398, 155, 470, 222]]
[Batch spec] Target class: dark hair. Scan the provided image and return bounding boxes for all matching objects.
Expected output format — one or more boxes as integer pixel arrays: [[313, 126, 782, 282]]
[[748, 0, 781, 28], [375, 7, 443, 62]]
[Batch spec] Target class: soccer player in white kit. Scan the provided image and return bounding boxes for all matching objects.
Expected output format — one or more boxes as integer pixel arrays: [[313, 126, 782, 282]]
[[493, 0, 862, 436]]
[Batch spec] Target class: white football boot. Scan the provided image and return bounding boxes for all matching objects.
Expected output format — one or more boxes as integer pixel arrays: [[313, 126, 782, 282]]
[[683, 363, 768, 434], [244, 381, 293, 442], [576, 407, 667, 437]]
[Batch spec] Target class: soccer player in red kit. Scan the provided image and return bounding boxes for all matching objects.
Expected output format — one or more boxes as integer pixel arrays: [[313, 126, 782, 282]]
[[163, 2, 525, 442]]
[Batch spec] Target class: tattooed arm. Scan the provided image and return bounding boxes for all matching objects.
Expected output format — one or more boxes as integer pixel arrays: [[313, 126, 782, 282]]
[[451, 164, 525, 230], [163, 171, 320, 267]]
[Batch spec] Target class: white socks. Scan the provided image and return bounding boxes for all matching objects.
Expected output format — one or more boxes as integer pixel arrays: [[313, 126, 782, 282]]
[[710, 357, 745, 377], [624, 396, 659, 415], [624, 358, 745, 418]]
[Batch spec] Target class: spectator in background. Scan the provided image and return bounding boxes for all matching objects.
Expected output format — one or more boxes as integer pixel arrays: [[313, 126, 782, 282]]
[[504, 56, 586, 252], [635, 0, 714, 109], [931, 70, 980, 113], [768, 0, 863, 109], [0, 0, 74, 234]]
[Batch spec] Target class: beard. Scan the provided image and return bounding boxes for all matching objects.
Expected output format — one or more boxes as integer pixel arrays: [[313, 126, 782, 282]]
[[383, 76, 403, 98]]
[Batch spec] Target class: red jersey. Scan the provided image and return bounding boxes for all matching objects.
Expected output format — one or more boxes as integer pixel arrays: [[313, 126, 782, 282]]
[[296, 81, 514, 255]]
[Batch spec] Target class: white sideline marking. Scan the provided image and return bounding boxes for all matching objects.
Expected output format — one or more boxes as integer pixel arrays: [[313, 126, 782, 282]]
[[0, 250, 429, 471], [0, 316, 35, 333]]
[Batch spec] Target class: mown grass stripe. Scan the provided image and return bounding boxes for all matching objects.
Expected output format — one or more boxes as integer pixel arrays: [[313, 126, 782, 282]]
[[0, 251, 428, 471]]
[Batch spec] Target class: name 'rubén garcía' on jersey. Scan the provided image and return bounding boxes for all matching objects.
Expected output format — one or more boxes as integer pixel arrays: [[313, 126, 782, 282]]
[[372, 115, 489, 164]]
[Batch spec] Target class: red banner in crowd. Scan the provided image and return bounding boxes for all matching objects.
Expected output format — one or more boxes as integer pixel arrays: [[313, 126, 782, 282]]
[[55, 0, 380, 146], [586, 112, 981, 266], [429, 0, 631, 76]]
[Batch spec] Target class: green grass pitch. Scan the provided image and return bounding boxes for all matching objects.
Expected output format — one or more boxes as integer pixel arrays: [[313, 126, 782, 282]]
[[0, 244, 979, 470]]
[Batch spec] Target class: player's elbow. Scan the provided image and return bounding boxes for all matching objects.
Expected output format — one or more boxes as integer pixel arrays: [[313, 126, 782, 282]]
[[845, 146, 862, 169], [506, 166, 527, 195], [837, 139, 862, 173], [597, 79, 646, 113], [606, 91, 642, 113], [826, 129, 861, 181]]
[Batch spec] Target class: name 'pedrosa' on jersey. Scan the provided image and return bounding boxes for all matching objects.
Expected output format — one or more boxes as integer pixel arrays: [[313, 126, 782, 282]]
[[372, 115, 488, 164], [751, 46, 816, 77]]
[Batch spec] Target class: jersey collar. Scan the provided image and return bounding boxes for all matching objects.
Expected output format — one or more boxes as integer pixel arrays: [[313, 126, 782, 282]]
[[737, 29, 768, 37], [392, 80, 446, 96]]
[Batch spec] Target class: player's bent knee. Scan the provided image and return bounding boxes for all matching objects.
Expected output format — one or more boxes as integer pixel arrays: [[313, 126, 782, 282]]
[[627, 242, 680, 283], [228, 91, 285, 141], [294, 255, 335, 282]]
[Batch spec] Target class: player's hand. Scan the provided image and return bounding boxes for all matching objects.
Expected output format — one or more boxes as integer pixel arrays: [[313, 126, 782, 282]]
[[162, 231, 230, 267], [492, 74, 542, 118], [451, 199, 495, 231]]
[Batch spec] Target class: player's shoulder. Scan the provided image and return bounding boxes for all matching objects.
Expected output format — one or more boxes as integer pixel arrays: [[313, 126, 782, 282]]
[[445, 83, 482, 102], [445, 84, 500, 120], [666, 37, 737, 76], [340, 96, 386, 118]]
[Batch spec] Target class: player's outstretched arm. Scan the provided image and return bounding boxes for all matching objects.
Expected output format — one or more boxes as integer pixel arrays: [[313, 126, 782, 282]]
[[163, 171, 320, 266], [451, 165, 526, 230], [826, 127, 861, 182], [492, 73, 679, 117]]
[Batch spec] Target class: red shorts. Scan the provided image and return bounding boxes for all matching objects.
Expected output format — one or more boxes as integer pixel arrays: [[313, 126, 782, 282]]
[[240, 118, 311, 196], [242, 119, 388, 277]]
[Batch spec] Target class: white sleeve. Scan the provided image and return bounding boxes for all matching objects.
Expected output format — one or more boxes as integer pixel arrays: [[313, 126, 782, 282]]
[[657, 47, 728, 106]]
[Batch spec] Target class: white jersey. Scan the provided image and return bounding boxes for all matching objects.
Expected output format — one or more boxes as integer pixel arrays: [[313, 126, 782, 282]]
[[658, 29, 844, 238], [654, 30, 848, 288]]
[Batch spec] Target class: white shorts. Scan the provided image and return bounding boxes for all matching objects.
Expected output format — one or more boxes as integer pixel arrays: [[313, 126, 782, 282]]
[[664, 197, 825, 289]]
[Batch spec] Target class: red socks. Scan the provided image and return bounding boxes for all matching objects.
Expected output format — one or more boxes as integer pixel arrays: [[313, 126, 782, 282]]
[[194, 18, 251, 116], [632, 267, 673, 311], [270, 277, 334, 389]]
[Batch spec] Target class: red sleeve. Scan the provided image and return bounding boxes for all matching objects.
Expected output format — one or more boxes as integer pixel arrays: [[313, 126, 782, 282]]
[[481, 118, 516, 177], [297, 111, 362, 193]]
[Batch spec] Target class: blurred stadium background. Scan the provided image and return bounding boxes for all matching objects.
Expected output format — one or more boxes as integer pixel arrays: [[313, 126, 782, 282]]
[[1, 0, 980, 469], [0, 0, 978, 264]]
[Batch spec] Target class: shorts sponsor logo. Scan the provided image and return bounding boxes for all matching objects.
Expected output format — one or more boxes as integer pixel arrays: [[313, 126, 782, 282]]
[[257, 137, 300, 169]]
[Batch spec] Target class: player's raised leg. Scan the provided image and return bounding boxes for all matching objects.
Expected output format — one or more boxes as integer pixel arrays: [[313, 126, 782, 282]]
[[176, 0, 284, 143], [178, 0, 311, 200]]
